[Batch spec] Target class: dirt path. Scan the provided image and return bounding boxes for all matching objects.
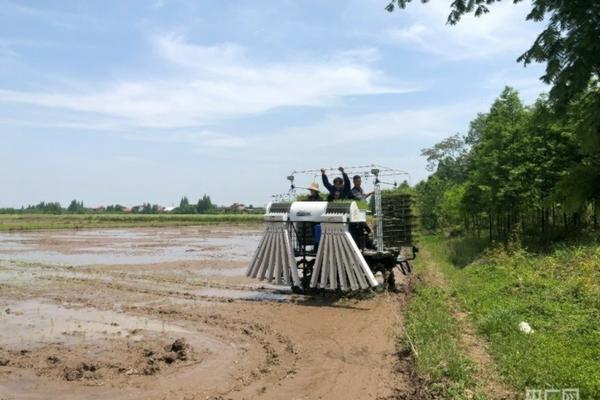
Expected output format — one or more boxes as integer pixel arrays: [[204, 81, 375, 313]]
[[418, 247, 514, 399], [0, 226, 413, 399]]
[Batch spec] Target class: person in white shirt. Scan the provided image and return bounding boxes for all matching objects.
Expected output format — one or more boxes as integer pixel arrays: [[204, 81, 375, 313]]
[[350, 175, 373, 201]]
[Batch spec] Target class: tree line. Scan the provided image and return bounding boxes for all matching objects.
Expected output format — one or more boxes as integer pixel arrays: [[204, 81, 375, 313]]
[[415, 84, 599, 244], [174, 195, 215, 214], [384, 0, 599, 244], [0, 195, 219, 215]]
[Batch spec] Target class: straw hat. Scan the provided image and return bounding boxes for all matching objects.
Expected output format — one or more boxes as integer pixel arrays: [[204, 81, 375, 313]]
[[308, 182, 320, 191]]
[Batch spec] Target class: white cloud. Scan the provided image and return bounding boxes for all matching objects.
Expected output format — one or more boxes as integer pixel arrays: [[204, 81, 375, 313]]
[[386, 1, 541, 60], [0, 35, 416, 129], [276, 105, 467, 145], [120, 131, 247, 148], [232, 101, 476, 163], [202, 101, 479, 188]]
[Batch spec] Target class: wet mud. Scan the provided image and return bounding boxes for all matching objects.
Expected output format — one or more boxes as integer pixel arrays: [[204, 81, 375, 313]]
[[0, 225, 412, 399]]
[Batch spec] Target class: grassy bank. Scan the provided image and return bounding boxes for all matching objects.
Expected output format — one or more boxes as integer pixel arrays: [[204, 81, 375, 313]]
[[0, 213, 262, 231], [422, 236, 600, 398], [403, 274, 475, 399]]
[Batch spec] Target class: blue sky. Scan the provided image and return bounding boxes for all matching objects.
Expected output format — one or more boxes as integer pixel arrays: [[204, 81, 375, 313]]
[[0, 0, 547, 207]]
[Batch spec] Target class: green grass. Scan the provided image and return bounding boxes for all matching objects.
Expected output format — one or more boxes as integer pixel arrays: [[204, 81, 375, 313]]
[[424, 236, 600, 398], [0, 213, 262, 231], [403, 276, 475, 399]]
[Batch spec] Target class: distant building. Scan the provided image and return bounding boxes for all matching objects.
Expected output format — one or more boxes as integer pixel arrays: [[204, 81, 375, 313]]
[[92, 206, 106, 212], [230, 203, 246, 212]]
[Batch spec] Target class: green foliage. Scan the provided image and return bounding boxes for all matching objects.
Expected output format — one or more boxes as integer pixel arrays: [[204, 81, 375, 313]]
[[557, 84, 600, 212], [424, 236, 600, 398], [416, 86, 598, 242], [196, 194, 215, 214], [175, 196, 195, 214], [440, 183, 466, 232], [295, 193, 325, 201], [421, 133, 468, 182], [105, 204, 125, 212], [22, 201, 63, 214], [415, 175, 447, 232], [133, 203, 161, 214], [385, 0, 600, 107], [174, 195, 216, 214], [67, 200, 85, 214], [415, 133, 468, 233], [2, 193, 225, 217]]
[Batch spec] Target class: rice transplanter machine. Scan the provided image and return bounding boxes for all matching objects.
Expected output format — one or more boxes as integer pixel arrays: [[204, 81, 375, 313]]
[[246, 165, 417, 293]]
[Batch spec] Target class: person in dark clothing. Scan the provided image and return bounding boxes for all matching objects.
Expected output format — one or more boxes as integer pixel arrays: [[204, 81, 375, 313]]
[[321, 167, 353, 201]]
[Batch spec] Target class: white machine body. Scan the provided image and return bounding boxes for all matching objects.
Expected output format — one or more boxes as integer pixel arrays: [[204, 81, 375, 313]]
[[249, 201, 378, 291], [266, 201, 366, 223]]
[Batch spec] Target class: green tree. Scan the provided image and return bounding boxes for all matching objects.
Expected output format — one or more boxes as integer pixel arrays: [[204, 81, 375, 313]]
[[439, 183, 467, 233], [179, 197, 190, 209], [196, 194, 214, 214], [385, 0, 600, 106], [464, 87, 530, 237], [415, 175, 448, 232], [106, 204, 125, 212], [416, 86, 595, 242], [421, 133, 468, 183], [67, 200, 85, 213], [556, 84, 600, 214], [175, 196, 195, 214]]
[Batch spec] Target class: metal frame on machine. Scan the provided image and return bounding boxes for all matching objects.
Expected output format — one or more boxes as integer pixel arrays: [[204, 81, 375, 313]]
[[286, 164, 410, 200], [247, 164, 416, 292], [289, 221, 317, 290], [288, 164, 409, 253]]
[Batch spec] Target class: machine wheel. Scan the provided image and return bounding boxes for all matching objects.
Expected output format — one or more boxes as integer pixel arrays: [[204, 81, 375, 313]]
[[397, 263, 406, 275], [383, 268, 396, 292], [296, 258, 315, 290], [397, 260, 411, 275]]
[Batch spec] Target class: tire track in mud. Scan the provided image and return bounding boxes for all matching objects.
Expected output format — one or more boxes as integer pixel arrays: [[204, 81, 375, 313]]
[[0, 269, 303, 399], [0, 226, 416, 399], [0, 297, 301, 400], [123, 303, 302, 399], [2, 272, 415, 399]]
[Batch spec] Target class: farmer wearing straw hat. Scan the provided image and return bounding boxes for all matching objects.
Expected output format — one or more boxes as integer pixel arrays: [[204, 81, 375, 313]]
[[306, 182, 322, 201]]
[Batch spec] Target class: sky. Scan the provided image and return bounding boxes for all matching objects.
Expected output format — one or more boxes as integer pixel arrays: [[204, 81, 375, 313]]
[[0, 0, 548, 208]]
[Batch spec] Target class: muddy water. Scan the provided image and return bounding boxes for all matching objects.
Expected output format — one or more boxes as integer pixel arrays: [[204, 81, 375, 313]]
[[0, 299, 190, 350], [0, 227, 261, 265], [0, 225, 412, 399]]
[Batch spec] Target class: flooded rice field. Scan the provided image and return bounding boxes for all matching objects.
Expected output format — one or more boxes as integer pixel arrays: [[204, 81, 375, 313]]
[[0, 225, 411, 399], [0, 228, 259, 265]]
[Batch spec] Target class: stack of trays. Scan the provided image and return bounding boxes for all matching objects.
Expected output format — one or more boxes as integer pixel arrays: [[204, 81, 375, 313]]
[[381, 192, 418, 247]]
